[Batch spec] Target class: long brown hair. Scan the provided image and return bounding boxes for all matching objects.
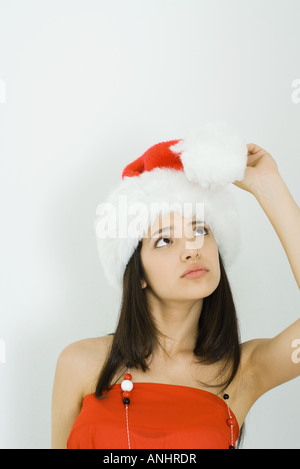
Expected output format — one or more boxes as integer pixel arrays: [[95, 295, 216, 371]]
[[95, 239, 245, 446]]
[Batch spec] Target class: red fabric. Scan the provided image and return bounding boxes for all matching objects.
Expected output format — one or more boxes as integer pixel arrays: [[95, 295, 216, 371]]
[[121, 140, 183, 179], [67, 383, 239, 449]]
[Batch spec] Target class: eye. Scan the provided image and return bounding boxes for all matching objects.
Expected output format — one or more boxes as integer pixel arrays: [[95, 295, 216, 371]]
[[194, 226, 209, 236], [154, 226, 209, 248], [155, 236, 171, 248]]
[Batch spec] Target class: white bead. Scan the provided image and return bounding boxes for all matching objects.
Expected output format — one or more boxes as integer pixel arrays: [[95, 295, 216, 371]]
[[121, 379, 133, 392]]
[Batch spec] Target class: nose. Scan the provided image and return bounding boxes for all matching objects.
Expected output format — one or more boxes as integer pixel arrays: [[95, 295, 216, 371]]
[[180, 236, 204, 260]]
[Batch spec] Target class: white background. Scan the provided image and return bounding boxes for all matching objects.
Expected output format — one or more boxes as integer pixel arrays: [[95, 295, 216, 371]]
[[0, 0, 299, 449]]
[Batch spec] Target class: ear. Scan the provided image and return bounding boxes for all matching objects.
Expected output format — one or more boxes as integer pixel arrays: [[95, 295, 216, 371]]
[[141, 279, 147, 289]]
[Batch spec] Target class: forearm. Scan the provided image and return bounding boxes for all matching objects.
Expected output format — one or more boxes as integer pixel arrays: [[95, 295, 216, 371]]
[[252, 172, 300, 289]]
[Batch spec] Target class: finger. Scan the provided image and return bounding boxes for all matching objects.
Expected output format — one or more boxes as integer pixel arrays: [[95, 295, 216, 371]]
[[247, 143, 264, 153], [247, 143, 269, 157], [246, 143, 268, 164]]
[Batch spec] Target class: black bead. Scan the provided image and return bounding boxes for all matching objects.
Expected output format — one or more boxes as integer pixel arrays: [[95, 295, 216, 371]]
[[123, 397, 130, 405], [229, 445, 235, 449], [223, 393, 229, 400], [126, 362, 132, 369]]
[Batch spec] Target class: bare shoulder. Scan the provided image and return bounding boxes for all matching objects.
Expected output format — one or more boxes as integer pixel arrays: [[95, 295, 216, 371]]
[[239, 319, 300, 396], [234, 338, 268, 401], [51, 335, 114, 448], [60, 335, 114, 362], [240, 338, 262, 362], [56, 334, 114, 396], [239, 339, 264, 382]]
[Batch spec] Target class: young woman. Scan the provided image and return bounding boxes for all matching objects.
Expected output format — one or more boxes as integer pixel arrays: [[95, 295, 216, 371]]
[[51, 124, 300, 449]]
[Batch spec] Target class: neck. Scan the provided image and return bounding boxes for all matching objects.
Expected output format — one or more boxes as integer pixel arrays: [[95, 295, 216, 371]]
[[145, 292, 204, 360]]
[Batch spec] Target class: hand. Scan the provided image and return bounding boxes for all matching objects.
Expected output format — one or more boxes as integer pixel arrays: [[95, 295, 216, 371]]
[[233, 143, 280, 194]]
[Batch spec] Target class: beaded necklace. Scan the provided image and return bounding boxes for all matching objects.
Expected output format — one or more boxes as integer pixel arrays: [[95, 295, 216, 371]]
[[120, 362, 237, 449]]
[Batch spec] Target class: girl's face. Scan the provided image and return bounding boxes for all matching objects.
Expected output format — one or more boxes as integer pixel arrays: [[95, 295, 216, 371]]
[[140, 212, 221, 301]]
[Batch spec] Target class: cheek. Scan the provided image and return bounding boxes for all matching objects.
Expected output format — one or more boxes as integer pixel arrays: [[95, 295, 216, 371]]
[[141, 252, 164, 280], [215, 266, 221, 285], [148, 258, 172, 281], [144, 257, 178, 291], [211, 261, 221, 286]]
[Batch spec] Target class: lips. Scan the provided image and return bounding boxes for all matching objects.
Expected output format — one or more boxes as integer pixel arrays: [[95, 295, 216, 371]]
[[181, 265, 208, 278]]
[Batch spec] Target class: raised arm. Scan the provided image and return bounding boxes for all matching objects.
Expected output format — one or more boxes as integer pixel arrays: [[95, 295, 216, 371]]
[[234, 142, 300, 288], [234, 143, 300, 396], [254, 171, 300, 289]]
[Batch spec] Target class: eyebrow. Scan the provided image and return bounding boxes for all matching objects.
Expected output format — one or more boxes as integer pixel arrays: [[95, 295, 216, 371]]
[[149, 220, 206, 240]]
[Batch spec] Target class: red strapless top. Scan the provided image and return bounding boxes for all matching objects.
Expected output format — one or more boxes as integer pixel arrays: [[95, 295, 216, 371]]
[[67, 383, 239, 449]]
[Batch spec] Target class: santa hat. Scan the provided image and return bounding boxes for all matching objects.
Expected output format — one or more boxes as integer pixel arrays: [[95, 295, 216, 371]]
[[94, 121, 248, 292]]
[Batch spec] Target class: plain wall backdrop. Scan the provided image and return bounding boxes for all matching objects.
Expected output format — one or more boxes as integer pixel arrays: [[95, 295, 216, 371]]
[[0, 0, 299, 449]]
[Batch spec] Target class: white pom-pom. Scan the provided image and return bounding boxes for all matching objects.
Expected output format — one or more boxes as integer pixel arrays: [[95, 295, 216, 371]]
[[121, 379, 133, 392], [170, 121, 248, 189]]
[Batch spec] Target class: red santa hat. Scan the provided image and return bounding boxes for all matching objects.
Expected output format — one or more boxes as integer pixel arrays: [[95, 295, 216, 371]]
[[94, 121, 248, 292]]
